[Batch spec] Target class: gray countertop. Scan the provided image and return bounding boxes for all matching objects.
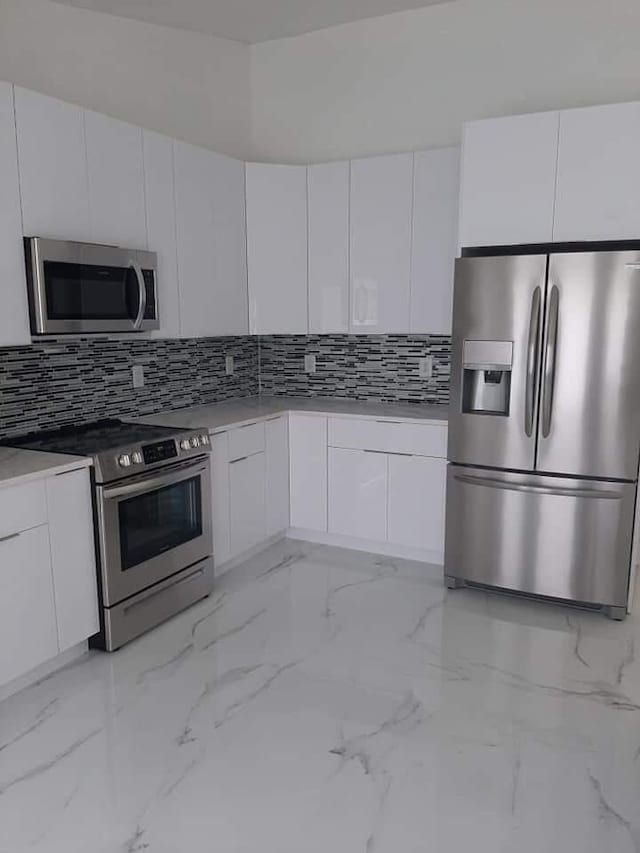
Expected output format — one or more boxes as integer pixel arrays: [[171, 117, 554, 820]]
[[0, 447, 92, 489], [137, 395, 449, 433]]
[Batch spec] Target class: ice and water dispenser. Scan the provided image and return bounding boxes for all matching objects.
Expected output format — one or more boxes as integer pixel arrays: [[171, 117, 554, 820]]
[[461, 340, 513, 416]]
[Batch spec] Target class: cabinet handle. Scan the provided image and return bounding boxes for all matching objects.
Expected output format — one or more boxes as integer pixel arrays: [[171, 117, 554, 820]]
[[363, 449, 413, 457], [229, 455, 249, 464], [0, 532, 21, 545]]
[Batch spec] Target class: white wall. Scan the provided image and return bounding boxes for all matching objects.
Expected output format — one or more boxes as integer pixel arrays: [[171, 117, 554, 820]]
[[0, 0, 251, 159], [251, 0, 640, 163]]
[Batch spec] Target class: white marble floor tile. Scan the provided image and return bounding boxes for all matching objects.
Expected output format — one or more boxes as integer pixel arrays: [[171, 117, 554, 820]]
[[1, 539, 639, 853]]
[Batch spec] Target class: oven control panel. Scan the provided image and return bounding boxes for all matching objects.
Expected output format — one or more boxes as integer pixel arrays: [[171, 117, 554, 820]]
[[114, 433, 210, 470], [143, 439, 178, 465]]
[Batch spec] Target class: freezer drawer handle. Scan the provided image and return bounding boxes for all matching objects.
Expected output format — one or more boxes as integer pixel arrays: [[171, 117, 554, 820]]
[[525, 286, 542, 437], [541, 285, 559, 438], [453, 473, 622, 500]]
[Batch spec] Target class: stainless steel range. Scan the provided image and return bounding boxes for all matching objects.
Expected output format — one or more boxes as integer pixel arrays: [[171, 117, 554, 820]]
[[7, 420, 213, 650]]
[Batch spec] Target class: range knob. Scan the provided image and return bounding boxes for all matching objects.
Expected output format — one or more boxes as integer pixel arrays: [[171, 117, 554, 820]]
[[118, 453, 132, 468], [131, 451, 143, 465], [190, 436, 201, 448], [200, 434, 210, 446], [179, 439, 191, 451]]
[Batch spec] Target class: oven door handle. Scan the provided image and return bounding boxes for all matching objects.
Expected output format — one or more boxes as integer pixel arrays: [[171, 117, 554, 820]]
[[102, 460, 208, 500], [130, 260, 147, 331]]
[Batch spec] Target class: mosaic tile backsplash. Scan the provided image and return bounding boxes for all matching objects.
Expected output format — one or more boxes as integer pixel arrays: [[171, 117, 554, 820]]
[[259, 335, 451, 404]]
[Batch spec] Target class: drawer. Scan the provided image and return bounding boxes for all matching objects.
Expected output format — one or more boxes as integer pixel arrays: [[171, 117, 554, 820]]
[[228, 421, 265, 462], [328, 417, 447, 458], [0, 479, 48, 539]]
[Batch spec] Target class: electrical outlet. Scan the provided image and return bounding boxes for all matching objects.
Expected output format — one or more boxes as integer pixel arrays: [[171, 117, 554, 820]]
[[225, 355, 234, 376], [132, 364, 145, 388], [304, 353, 316, 374], [418, 356, 434, 380]]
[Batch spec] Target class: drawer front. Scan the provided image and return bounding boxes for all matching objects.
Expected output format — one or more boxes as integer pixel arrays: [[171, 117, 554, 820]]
[[328, 417, 447, 458], [228, 422, 265, 462], [0, 479, 48, 539]]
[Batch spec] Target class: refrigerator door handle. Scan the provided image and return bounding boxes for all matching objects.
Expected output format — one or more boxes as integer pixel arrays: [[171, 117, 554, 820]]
[[541, 285, 560, 438], [524, 286, 542, 437], [453, 472, 623, 500]]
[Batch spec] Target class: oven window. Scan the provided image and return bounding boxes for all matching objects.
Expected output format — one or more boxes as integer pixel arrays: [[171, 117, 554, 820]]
[[118, 477, 202, 570]]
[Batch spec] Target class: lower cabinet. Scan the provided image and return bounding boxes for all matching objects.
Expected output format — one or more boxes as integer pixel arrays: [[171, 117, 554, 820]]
[[229, 452, 266, 557], [289, 414, 327, 531], [387, 454, 446, 552], [265, 417, 290, 537], [328, 448, 387, 541]]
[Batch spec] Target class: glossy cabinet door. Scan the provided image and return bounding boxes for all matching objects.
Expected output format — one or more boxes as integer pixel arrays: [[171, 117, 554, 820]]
[[265, 417, 290, 537], [0, 525, 58, 687], [45, 469, 99, 652], [229, 452, 266, 557], [84, 110, 147, 248], [554, 102, 640, 242], [211, 432, 232, 568], [289, 415, 327, 531], [174, 141, 248, 337], [14, 86, 92, 242], [308, 161, 350, 333], [143, 130, 181, 338], [411, 148, 460, 334], [459, 111, 559, 248], [387, 455, 446, 555], [0, 84, 30, 345], [246, 163, 308, 334], [350, 153, 413, 333], [328, 448, 387, 541]]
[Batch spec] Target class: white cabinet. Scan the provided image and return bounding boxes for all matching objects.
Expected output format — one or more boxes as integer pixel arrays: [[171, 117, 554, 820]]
[[387, 455, 446, 554], [349, 153, 413, 333], [308, 161, 350, 333], [554, 102, 640, 242], [174, 141, 248, 337], [459, 111, 559, 248], [143, 130, 181, 338], [0, 525, 58, 686], [265, 417, 290, 537], [328, 448, 387, 541], [289, 414, 327, 531], [0, 83, 30, 346], [229, 452, 266, 557], [211, 432, 232, 569], [84, 110, 147, 248], [14, 87, 92, 242], [411, 148, 460, 334], [246, 163, 308, 334], [45, 469, 99, 652]]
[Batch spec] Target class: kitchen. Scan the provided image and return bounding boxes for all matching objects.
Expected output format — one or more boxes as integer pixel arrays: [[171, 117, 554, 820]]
[[1, 0, 639, 850]]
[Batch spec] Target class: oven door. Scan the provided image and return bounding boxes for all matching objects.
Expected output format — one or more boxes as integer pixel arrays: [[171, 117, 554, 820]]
[[96, 456, 212, 607]]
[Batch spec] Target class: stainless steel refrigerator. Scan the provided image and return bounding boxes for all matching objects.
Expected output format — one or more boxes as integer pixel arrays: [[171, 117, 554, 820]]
[[445, 251, 640, 619]]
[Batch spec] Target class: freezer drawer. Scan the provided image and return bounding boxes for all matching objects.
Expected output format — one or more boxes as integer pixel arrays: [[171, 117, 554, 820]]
[[445, 465, 636, 608]]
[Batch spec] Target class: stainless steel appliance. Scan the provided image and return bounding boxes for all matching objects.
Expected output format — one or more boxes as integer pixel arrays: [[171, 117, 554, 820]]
[[6, 420, 213, 649], [446, 250, 640, 619], [25, 237, 159, 335]]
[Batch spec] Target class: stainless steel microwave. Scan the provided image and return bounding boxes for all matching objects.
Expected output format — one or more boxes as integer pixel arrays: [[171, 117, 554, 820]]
[[25, 237, 159, 335]]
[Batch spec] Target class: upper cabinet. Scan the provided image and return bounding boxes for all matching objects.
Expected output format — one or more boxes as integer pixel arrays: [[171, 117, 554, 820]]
[[174, 141, 248, 337], [411, 148, 459, 335], [246, 163, 308, 335], [554, 102, 640, 242], [0, 83, 30, 346], [459, 111, 559, 248], [14, 87, 92, 242], [308, 161, 350, 334], [350, 153, 413, 334]]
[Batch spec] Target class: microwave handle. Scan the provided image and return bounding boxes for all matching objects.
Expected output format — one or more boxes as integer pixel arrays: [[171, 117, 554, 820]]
[[130, 260, 147, 330]]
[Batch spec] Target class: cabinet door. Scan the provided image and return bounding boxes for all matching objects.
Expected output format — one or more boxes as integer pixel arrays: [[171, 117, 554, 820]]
[[14, 87, 91, 241], [387, 455, 446, 556], [246, 163, 308, 334], [0, 525, 58, 686], [229, 453, 266, 557], [554, 102, 640, 242], [45, 469, 99, 652], [174, 141, 248, 337], [0, 84, 30, 345], [328, 448, 387, 541], [211, 432, 232, 568], [308, 161, 350, 333], [265, 417, 290, 536], [84, 110, 147, 248], [289, 414, 327, 531], [350, 153, 413, 333], [459, 111, 559, 248], [143, 131, 180, 338], [411, 148, 460, 334]]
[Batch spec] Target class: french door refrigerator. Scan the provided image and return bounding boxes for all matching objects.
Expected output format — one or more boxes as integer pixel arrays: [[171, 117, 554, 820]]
[[445, 251, 640, 618]]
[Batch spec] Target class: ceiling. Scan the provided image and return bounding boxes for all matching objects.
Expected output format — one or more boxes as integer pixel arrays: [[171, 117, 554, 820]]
[[51, 0, 455, 44]]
